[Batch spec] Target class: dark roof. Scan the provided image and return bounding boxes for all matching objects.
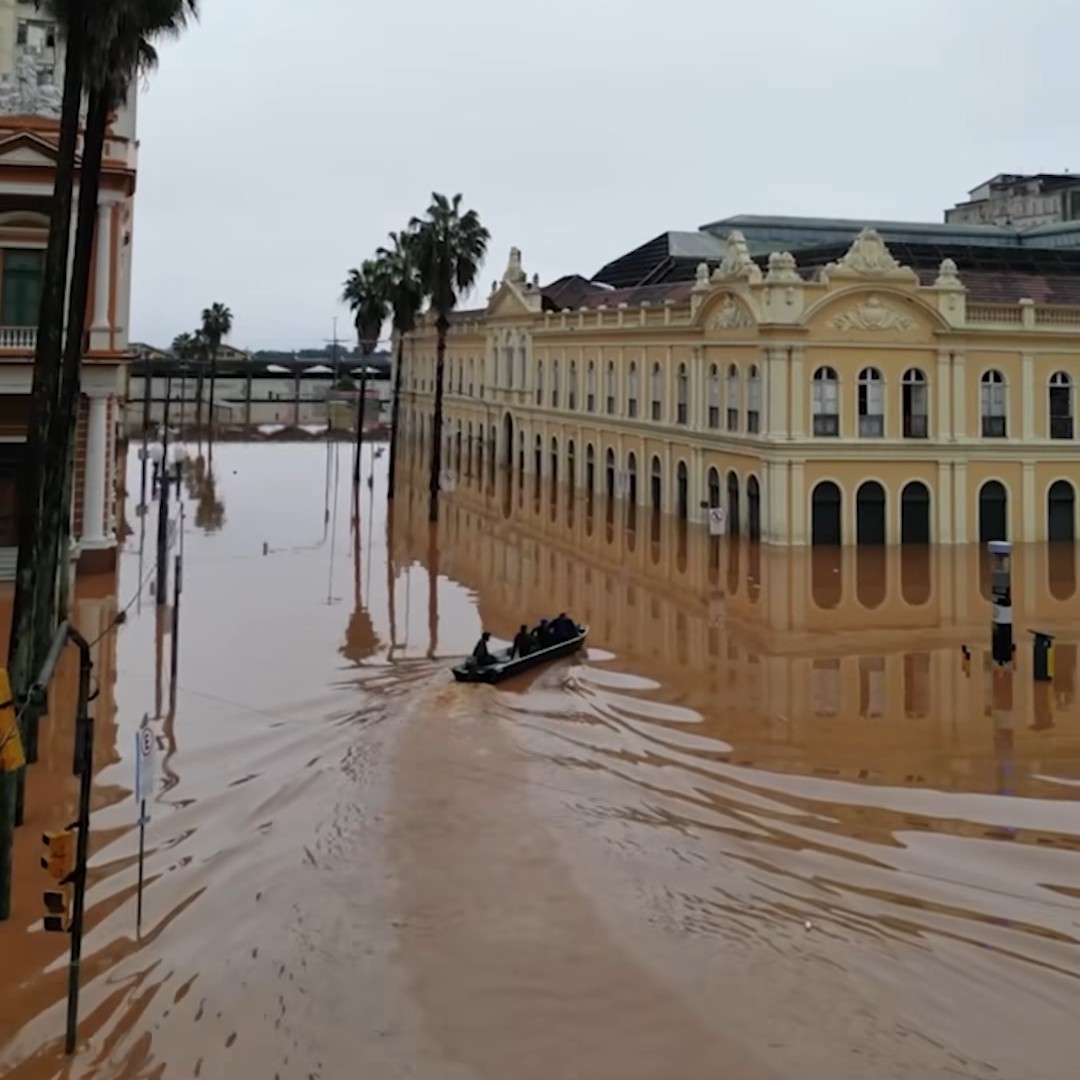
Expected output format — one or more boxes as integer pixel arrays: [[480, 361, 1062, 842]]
[[541, 274, 596, 311], [591, 232, 725, 289]]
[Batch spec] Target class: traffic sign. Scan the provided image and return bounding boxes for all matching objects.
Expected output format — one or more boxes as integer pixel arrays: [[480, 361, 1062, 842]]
[[135, 727, 156, 808], [708, 506, 727, 537]]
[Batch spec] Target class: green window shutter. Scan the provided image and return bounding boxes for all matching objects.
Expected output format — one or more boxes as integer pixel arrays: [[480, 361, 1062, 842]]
[[1, 249, 45, 326]]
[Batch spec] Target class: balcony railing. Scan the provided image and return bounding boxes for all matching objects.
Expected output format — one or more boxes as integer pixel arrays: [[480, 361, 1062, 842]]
[[0, 326, 37, 351], [1051, 414, 1074, 440], [982, 415, 1007, 438], [903, 413, 928, 438], [858, 414, 884, 438], [813, 413, 840, 437]]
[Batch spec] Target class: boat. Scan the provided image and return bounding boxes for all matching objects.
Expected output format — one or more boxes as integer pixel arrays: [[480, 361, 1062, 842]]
[[451, 625, 588, 684]]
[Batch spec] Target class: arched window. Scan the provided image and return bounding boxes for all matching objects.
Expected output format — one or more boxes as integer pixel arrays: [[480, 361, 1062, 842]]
[[747, 364, 762, 433], [650, 362, 663, 421], [627, 361, 639, 418], [552, 359, 560, 409], [605, 360, 616, 414], [503, 333, 514, 388], [708, 364, 720, 428], [726, 364, 740, 431], [535, 359, 543, 405], [568, 360, 578, 410], [812, 366, 839, 436], [858, 367, 884, 437], [902, 368, 927, 438], [517, 337, 527, 389], [676, 363, 688, 424], [586, 360, 596, 412], [1050, 371, 1073, 440], [456, 359, 463, 394], [676, 461, 689, 519], [1048, 479, 1076, 541], [981, 370, 1006, 437]]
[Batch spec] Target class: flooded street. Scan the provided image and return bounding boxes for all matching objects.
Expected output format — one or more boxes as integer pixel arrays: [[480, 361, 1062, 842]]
[[2, 439, 1079, 1079]]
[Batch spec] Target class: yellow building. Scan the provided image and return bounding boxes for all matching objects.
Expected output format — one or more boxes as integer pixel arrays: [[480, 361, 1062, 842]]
[[402, 230, 1080, 547]]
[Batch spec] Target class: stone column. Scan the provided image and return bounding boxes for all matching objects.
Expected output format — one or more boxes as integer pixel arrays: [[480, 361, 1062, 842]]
[[789, 460, 806, 544], [951, 353, 966, 439], [82, 392, 109, 545], [1021, 354, 1035, 441], [936, 460, 953, 544], [765, 459, 790, 544], [789, 347, 806, 439], [91, 202, 112, 331], [1021, 460, 1037, 541], [936, 350, 951, 441]]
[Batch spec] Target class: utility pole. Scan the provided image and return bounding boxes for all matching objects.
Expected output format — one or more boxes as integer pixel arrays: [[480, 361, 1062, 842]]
[[155, 376, 173, 607]]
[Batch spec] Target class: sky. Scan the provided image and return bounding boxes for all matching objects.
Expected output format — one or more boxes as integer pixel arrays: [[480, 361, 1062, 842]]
[[129, 0, 1080, 351]]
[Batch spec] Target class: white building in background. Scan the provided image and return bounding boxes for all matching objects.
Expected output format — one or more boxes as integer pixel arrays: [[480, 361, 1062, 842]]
[[0, 0, 137, 577]]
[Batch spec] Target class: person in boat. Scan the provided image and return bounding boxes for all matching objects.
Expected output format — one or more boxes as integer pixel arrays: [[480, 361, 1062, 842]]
[[551, 613, 577, 641], [531, 619, 554, 649], [471, 631, 497, 667], [511, 625, 533, 659]]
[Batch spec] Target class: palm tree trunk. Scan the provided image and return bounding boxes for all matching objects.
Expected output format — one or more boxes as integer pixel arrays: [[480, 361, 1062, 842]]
[[386, 336, 406, 500], [428, 318, 448, 523], [195, 368, 204, 432], [50, 88, 109, 613], [5, 7, 86, 712], [353, 365, 368, 487]]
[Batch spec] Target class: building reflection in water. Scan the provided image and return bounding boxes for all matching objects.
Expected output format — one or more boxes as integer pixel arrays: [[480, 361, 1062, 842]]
[[393, 456, 1080, 796]]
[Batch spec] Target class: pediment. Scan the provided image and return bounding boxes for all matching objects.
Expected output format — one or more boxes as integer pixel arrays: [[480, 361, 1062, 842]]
[[806, 289, 940, 335], [486, 280, 536, 319], [701, 291, 756, 332], [0, 131, 61, 167]]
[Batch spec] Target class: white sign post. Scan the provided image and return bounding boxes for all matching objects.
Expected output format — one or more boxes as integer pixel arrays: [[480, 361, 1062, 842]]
[[134, 725, 156, 933], [708, 506, 727, 537]]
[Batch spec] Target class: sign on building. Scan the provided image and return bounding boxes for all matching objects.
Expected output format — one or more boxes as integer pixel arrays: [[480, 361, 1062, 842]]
[[708, 507, 727, 537]]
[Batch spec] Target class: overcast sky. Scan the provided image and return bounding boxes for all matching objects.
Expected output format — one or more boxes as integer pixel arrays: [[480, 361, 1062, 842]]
[[129, 0, 1079, 350]]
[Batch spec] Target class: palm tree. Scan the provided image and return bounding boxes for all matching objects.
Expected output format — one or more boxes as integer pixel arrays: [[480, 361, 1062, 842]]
[[200, 302, 233, 437], [372, 230, 424, 501], [408, 193, 489, 522], [172, 331, 198, 433], [341, 260, 386, 482]]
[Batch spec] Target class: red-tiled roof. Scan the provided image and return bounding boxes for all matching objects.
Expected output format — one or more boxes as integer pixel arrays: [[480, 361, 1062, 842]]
[[913, 269, 1080, 305]]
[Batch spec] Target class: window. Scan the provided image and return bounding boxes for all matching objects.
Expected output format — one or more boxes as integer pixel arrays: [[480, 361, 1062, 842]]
[[1050, 371, 1073, 439], [812, 366, 839, 436], [708, 364, 720, 428], [605, 361, 615, 414], [628, 362, 638, 418], [503, 336, 514, 388], [518, 339, 527, 388], [568, 360, 577, 410], [651, 362, 662, 421], [551, 359, 560, 408], [902, 368, 927, 438], [1, 249, 44, 327], [981, 369, 1006, 437], [726, 364, 740, 432], [456, 360, 463, 395], [857, 367, 884, 437], [747, 364, 761, 433], [676, 363, 688, 424], [586, 361, 596, 412], [535, 360, 542, 405]]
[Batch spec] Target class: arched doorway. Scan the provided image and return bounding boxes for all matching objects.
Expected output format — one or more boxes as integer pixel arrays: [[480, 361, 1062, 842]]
[[650, 455, 662, 511], [586, 444, 595, 494], [455, 423, 462, 475], [707, 467, 721, 509], [811, 481, 842, 545], [727, 471, 740, 536], [517, 430, 524, 476], [978, 481, 1007, 542], [533, 434, 542, 478], [605, 448, 615, 500], [1048, 479, 1075, 541], [567, 440, 576, 494], [626, 452, 638, 505], [747, 475, 761, 540], [550, 437, 558, 489], [901, 481, 931, 544], [503, 413, 514, 468], [856, 481, 886, 545], [676, 461, 688, 519]]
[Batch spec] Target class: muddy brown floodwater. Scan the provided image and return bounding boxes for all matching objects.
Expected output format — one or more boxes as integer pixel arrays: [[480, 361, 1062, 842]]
[[1, 438, 1079, 1079]]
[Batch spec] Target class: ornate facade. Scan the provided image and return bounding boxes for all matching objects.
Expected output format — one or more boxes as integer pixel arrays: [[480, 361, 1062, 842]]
[[0, 22, 136, 575], [402, 231, 1080, 547]]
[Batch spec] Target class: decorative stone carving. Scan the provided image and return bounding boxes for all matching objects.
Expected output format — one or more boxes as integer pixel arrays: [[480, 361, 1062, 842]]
[[934, 257, 964, 290], [765, 250, 800, 283], [710, 294, 755, 329], [503, 246, 526, 285], [694, 261, 711, 289], [0, 50, 63, 119], [828, 294, 915, 332], [712, 231, 762, 282], [839, 229, 900, 274]]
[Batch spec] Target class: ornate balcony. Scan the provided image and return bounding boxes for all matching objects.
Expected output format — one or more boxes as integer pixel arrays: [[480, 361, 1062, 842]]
[[0, 326, 36, 352]]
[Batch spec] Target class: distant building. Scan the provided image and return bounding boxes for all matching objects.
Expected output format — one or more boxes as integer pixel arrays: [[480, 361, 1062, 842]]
[[946, 173, 1080, 229]]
